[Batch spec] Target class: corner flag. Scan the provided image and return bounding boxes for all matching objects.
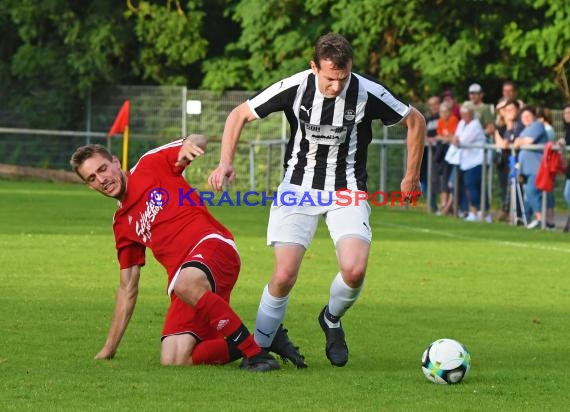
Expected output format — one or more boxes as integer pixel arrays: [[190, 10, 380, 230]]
[[107, 100, 130, 171]]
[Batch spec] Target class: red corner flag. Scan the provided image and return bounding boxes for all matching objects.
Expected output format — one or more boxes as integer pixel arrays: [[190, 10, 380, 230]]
[[107, 100, 130, 136], [108, 100, 131, 171]]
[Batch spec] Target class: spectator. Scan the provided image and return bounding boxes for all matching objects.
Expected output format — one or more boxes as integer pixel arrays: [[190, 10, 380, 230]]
[[466, 83, 495, 137], [426, 95, 441, 137], [435, 102, 459, 215], [513, 106, 555, 229], [422, 95, 441, 209], [494, 99, 524, 222], [493, 100, 509, 221], [442, 89, 461, 118], [453, 101, 489, 222], [498, 80, 524, 108], [494, 99, 507, 137], [536, 107, 556, 141]]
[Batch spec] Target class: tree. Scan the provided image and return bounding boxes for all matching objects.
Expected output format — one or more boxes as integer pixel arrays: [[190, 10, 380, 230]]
[[0, 0, 210, 128], [125, 0, 207, 85], [202, 0, 569, 106], [501, 0, 570, 101], [202, 0, 330, 91], [1, 0, 569, 132]]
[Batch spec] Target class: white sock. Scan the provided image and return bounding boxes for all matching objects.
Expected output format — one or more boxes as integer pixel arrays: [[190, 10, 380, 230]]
[[254, 284, 289, 348], [326, 272, 362, 328]]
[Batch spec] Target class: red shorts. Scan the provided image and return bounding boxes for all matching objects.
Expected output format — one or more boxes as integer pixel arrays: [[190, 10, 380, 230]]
[[161, 236, 241, 341]]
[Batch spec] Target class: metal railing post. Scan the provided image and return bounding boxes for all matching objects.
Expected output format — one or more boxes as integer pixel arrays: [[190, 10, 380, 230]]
[[266, 143, 272, 193], [426, 142, 432, 213], [380, 126, 388, 193], [480, 146, 487, 215], [249, 142, 255, 191]]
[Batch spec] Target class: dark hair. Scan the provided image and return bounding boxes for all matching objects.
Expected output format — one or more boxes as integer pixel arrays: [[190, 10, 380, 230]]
[[70, 144, 113, 177], [502, 80, 518, 90], [520, 105, 536, 116], [313, 33, 353, 69], [536, 107, 552, 124]]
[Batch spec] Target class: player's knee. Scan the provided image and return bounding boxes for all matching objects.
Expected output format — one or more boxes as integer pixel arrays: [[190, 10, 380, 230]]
[[173, 270, 211, 306], [271, 269, 298, 292], [161, 356, 192, 366], [160, 357, 178, 366], [173, 282, 204, 306], [160, 350, 179, 366], [161, 334, 196, 366], [340, 266, 366, 287]]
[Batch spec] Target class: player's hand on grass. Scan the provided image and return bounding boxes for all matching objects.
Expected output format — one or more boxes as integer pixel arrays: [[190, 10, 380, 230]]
[[208, 163, 235, 191], [95, 346, 116, 360]]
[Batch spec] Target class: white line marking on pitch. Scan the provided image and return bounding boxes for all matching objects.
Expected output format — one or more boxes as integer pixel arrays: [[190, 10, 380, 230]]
[[380, 221, 570, 254]]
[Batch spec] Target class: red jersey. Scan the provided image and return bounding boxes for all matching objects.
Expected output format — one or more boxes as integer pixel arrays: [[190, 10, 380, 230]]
[[113, 140, 233, 283]]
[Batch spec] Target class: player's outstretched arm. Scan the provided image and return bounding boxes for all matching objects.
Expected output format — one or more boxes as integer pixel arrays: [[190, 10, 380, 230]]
[[95, 265, 141, 360], [401, 106, 426, 198], [208, 102, 257, 191], [175, 134, 207, 167]]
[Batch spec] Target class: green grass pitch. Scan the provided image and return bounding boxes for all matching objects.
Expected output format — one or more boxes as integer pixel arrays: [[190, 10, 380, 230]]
[[1, 180, 569, 411]]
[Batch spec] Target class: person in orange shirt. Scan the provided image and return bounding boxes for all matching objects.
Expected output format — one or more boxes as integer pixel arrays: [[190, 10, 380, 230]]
[[435, 102, 459, 215]]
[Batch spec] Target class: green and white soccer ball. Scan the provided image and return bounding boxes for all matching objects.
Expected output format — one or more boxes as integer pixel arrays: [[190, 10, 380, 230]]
[[421, 338, 471, 384]]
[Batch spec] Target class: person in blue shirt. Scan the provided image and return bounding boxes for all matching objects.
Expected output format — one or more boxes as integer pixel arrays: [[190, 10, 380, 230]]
[[513, 106, 555, 229]]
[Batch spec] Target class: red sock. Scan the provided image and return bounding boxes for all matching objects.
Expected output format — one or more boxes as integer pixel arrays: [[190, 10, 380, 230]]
[[235, 334, 262, 359], [194, 291, 261, 358], [191, 339, 231, 365]]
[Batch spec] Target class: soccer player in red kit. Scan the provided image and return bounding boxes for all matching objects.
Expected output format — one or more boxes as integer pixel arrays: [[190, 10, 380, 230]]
[[70, 135, 305, 371]]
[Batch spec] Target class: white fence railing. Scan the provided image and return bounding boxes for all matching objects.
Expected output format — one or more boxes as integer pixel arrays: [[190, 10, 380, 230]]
[[1, 125, 567, 230]]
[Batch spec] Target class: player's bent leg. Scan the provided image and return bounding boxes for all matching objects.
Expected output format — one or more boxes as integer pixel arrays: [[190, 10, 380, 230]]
[[269, 244, 306, 296], [191, 338, 242, 365], [172, 267, 279, 372], [160, 333, 197, 366], [161, 334, 242, 366], [254, 244, 304, 350], [336, 236, 370, 287], [171, 266, 212, 307], [260, 209, 317, 366]]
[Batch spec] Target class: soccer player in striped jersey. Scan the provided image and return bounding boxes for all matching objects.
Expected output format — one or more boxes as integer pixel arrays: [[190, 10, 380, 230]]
[[70, 136, 301, 372], [209, 33, 426, 367]]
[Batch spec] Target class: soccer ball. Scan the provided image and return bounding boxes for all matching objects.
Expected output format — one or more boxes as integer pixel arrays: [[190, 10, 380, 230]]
[[421, 338, 471, 384]]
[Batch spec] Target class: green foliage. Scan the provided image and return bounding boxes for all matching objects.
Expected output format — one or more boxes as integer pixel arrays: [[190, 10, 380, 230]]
[[126, 0, 208, 85], [0, 0, 210, 129], [2, 0, 570, 132], [1, 0, 86, 127], [501, 0, 570, 100], [207, 0, 569, 105], [203, 0, 325, 90], [63, 14, 124, 94]]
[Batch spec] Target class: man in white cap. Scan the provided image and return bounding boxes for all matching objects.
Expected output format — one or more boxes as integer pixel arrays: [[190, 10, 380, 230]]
[[466, 83, 495, 137]]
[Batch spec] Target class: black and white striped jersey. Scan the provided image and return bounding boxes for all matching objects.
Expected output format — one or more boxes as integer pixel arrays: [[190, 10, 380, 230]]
[[247, 69, 410, 191]]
